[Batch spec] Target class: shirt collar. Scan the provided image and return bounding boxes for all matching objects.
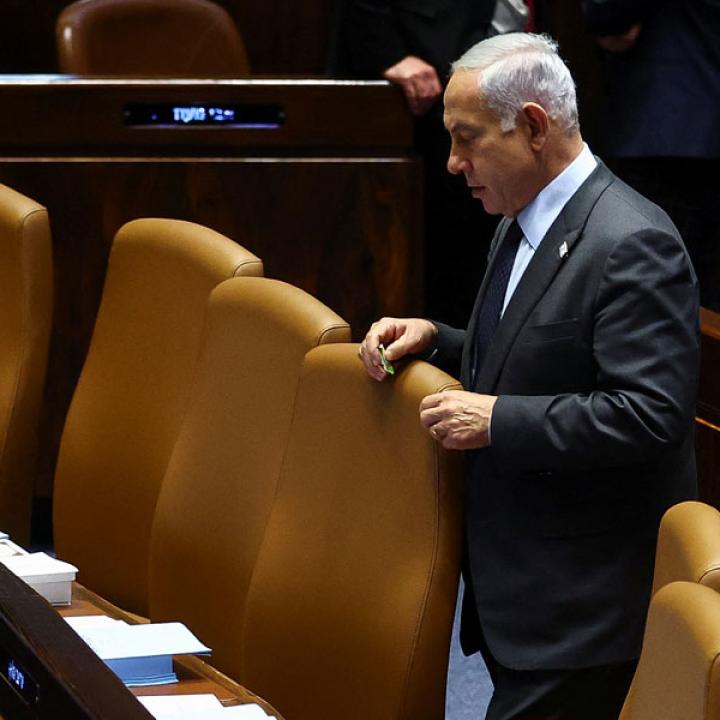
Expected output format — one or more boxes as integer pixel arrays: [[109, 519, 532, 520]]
[[516, 143, 597, 250]]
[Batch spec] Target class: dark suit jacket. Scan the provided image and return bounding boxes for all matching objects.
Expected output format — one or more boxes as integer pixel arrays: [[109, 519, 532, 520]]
[[582, 0, 720, 158], [433, 161, 699, 670], [327, 0, 496, 80]]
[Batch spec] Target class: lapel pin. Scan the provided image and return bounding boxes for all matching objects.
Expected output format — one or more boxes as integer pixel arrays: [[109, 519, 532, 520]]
[[558, 241, 569, 260]]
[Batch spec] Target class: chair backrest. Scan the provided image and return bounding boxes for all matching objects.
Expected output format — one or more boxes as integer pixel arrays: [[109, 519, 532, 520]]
[[148, 277, 350, 675], [57, 0, 250, 76], [652, 501, 720, 595], [53, 218, 262, 615], [619, 581, 720, 720], [238, 344, 464, 720], [0, 184, 53, 545]]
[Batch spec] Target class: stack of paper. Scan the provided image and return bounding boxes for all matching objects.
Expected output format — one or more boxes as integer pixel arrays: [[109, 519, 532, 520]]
[[139, 694, 276, 719], [66, 616, 211, 687], [0, 552, 77, 605]]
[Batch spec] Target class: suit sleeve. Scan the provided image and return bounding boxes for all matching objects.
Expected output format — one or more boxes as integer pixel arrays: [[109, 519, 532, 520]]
[[489, 227, 699, 474], [428, 322, 465, 377], [582, 0, 655, 35]]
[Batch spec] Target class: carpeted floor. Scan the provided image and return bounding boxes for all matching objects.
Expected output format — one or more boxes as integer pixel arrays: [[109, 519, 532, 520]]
[[445, 577, 493, 719]]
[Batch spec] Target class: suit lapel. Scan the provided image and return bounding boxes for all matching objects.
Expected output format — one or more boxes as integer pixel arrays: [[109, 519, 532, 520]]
[[473, 161, 615, 392]]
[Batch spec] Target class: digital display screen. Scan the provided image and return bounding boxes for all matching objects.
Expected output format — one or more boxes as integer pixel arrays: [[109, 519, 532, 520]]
[[124, 103, 284, 128], [0, 650, 39, 706]]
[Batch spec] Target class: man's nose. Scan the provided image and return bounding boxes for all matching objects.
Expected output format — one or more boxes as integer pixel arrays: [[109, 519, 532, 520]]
[[447, 152, 464, 175]]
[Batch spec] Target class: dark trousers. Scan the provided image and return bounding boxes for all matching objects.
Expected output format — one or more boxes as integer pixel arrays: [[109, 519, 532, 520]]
[[483, 654, 638, 720], [462, 576, 638, 720]]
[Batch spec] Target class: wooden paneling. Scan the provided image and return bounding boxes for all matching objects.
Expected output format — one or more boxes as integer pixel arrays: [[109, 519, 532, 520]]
[[0, 79, 421, 510], [0, 79, 410, 155], [217, 0, 336, 75]]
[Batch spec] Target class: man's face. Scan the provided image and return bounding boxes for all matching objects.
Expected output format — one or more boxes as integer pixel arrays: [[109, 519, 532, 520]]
[[443, 70, 538, 217]]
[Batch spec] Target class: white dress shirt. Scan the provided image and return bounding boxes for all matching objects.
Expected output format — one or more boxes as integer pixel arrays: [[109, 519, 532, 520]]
[[501, 143, 597, 316]]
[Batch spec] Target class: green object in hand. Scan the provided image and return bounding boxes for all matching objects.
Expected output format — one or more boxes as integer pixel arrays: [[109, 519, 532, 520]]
[[378, 344, 395, 375]]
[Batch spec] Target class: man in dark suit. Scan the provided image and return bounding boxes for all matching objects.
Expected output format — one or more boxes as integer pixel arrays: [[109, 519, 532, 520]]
[[359, 32, 699, 720]]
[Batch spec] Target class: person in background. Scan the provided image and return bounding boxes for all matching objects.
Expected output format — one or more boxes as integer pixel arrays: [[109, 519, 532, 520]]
[[329, 0, 532, 327], [582, 0, 720, 310], [359, 32, 699, 720]]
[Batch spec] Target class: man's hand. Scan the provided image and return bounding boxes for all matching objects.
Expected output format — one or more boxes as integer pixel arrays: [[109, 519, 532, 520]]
[[420, 390, 498, 450], [358, 317, 437, 381], [383, 55, 442, 116], [595, 24, 642, 52]]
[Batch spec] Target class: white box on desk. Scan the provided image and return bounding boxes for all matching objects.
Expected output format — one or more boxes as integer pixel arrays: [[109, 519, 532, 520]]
[[0, 537, 29, 558], [0, 552, 77, 605]]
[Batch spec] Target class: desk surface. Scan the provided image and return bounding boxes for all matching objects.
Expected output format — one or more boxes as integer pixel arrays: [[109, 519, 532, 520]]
[[60, 584, 283, 717]]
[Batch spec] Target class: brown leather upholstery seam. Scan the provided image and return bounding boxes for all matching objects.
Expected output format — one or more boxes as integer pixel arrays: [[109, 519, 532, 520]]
[[398, 419, 443, 720], [232, 260, 263, 277], [0, 208, 48, 460], [315, 324, 350, 346], [184, 17, 225, 74], [237, 358, 308, 678], [699, 565, 720, 584], [397, 375, 461, 716], [705, 652, 720, 719], [437, 380, 462, 393]]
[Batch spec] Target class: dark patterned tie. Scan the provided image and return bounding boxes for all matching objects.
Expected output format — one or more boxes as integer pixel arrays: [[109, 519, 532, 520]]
[[472, 219, 524, 382]]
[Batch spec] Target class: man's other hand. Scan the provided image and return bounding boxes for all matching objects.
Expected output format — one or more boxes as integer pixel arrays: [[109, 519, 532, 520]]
[[358, 317, 437, 381], [383, 55, 443, 116], [420, 390, 498, 449]]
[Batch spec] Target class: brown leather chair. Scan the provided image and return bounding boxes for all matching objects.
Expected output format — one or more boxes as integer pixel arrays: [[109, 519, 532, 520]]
[[652, 501, 720, 595], [238, 344, 464, 720], [56, 0, 250, 76], [53, 218, 262, 615], [0, 185, 53, 546], [619, 581, 720, 720], [148, 277, 350, 675]]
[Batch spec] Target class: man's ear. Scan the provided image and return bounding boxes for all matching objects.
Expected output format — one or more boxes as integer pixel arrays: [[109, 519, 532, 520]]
[[519, 102, 549, 150]]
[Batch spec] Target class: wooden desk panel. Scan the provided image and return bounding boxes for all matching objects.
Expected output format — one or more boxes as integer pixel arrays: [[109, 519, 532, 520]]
[[0, 567, 153, 720], [0, 78, 411, 155]]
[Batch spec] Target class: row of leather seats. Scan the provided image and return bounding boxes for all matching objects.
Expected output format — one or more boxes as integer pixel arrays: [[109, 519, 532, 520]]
[[0, 182, 464, 719], [3, 180, 720, 718]]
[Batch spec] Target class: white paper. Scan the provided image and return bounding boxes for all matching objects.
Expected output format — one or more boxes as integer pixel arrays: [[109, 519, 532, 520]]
[[72, 621, 210, 660], [65, 615, 127, 632], [138, 695, 274, 719], [139, 694, 223, 717]]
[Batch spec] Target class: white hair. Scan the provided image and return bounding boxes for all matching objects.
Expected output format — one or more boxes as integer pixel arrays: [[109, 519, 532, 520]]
[[451, 33, 579, 134]]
